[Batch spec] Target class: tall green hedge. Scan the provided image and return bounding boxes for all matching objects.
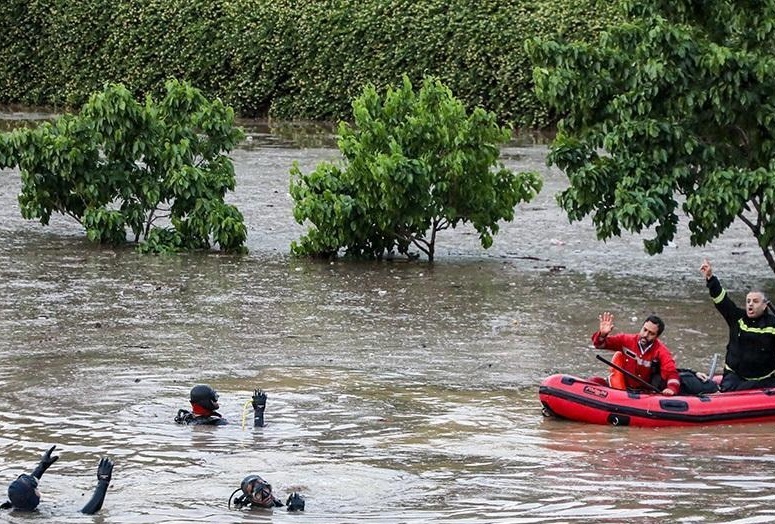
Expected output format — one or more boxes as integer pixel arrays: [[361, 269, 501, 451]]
[[0, 0, 622, 127]]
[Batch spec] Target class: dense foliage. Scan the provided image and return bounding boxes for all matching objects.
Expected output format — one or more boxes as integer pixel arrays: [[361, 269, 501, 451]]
[[531, 0, 775, 273], [1, 80, 247, 253], [0, 0, 622, 127], [289, 76, 542, 261]]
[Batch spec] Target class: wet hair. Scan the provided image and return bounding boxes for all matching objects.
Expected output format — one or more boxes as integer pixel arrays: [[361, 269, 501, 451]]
[[644, 314, 665, 336], [7, 474, 40, 511]]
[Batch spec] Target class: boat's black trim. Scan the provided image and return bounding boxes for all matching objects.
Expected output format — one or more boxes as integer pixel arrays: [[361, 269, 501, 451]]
[[659, 399, 689, 412], [539, 384, 775, 423]]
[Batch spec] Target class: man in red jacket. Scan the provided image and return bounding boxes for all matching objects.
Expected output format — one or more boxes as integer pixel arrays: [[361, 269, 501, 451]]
[[590, 311, 681, 395]]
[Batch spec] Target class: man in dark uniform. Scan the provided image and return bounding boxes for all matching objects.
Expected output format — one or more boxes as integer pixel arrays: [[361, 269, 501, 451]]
[[2, 445, 113, 514], [175, 384, 268, 427], [700, 259, 775, 391]]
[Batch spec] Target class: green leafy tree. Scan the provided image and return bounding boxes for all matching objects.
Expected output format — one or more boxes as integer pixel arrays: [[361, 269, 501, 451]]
[[1, 79, 247, 253], [289, 75, 542, 262], [530, 1, 775, 273]]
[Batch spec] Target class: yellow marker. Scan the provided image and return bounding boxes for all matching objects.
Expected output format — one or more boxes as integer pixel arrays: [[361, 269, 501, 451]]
[[241, 399, 252, 430]]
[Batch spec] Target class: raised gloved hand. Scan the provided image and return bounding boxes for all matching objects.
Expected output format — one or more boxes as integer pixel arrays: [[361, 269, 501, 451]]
[[251, 389, 267, 410], [286, 492, 305, 512], [32, 445, 59, 479], [96, 457, 113, 484], [252, 389, 267, 427], [80, 457, 114, 514]]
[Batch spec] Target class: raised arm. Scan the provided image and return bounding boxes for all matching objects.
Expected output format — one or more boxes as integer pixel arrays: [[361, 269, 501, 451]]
[[252, 389, 267, 428], [700, 259, 743, 323], [80, 458, 113, 514], [31, 445, 59, 480]]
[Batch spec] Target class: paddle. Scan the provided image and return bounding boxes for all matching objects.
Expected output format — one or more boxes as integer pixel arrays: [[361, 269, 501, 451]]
[[595, 354, 661, 393], [707, 353, 719, 379]]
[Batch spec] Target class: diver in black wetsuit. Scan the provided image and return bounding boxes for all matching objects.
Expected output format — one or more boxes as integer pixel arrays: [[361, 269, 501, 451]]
[[1, 445, 113, 515], [228, 474, 305, 512], [174, 384, 268, 427]]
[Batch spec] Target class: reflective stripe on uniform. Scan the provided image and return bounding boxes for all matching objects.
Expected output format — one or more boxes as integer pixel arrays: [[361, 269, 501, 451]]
[[725, 362, 775, 381], [737, 318, 775, 335], [712, 288, 727, 304]]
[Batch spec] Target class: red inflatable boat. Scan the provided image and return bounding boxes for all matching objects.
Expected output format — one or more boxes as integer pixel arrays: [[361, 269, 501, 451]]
[[539, 373, 775, 427]]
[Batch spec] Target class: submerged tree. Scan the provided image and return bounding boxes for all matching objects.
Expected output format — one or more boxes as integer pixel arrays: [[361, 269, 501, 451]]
[[289, 75, 542, 262], [530, 1, 775, 273], [1, 79, 247, 253]]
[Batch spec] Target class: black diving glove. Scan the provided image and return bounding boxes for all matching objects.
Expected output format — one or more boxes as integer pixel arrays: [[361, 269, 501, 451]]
[[286, 492, 305, 512], [81, 457, 113, 514], [252, 389, 267, 410], [32, 445, 59, 479], [97, 457, 114, 484], [252, 389, 267, 427]]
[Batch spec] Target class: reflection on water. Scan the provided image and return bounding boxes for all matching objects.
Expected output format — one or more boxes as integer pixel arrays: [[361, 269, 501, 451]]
[[2, 112, 775, 522]]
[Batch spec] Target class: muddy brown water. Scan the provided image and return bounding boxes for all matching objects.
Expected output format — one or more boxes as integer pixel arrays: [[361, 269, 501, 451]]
[[1, 115, 774, 523]]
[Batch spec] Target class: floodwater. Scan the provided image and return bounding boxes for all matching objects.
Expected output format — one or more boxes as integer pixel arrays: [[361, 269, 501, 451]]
[[1, 115, 775, 523]]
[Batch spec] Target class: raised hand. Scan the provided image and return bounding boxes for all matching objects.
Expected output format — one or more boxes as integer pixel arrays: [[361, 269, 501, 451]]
[[96, 457, 113, 483], [32, 445, 59, 479], [286, 492, 305, 512], [700, 259, 713, 280], [598, 311, 615, 336], [252, 389, 267, 427], [81, 457, 113, 514], [252, 389, 267, 410]]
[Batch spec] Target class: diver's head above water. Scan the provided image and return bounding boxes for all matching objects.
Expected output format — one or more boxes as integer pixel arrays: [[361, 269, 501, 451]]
[[189, 384, 219, 414], [240, 475, 275, 508], [6, 474, 40, 511]]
